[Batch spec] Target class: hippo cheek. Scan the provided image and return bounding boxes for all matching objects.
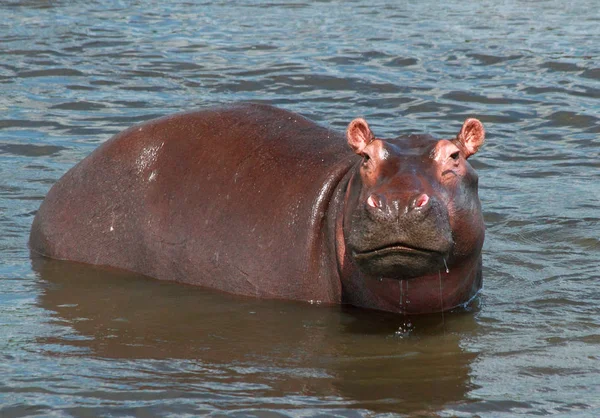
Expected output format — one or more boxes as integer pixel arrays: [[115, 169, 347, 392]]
[[448, 209, 485, 261]]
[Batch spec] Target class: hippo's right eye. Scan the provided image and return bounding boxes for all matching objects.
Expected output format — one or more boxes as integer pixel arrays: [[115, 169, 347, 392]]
[[450, 151, 460, 160], [362, 154, 370, 164]]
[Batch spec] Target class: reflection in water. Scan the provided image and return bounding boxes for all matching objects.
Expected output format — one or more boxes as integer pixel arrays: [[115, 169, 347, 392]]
[[33, 256, 479, 415]]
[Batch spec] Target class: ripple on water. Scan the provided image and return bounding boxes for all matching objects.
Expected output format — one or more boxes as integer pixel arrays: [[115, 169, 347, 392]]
[[1, 0, 600, 416]]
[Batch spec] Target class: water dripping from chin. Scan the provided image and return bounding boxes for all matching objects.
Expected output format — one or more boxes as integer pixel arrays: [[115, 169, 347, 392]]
[[396, 280, 413, 337], [398, 279, 410, 310], [439, 270, 445, 331]]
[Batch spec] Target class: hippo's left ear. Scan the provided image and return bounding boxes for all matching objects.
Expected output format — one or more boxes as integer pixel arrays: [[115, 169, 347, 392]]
[[347, 118, 374, 155], [456, 118, 485, 158]]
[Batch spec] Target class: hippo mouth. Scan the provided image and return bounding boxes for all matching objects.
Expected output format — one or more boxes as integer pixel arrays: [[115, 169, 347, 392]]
[[354, 243, 444, 258], [352, 242, 449, 279]]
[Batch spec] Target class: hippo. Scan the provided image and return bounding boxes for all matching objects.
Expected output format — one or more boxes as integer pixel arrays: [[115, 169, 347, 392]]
[[30, 103, 486, 314]]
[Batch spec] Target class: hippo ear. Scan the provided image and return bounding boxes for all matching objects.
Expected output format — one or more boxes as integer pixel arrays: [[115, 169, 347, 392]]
[[457, 118, 485, 158], [346, 118, 374, 155]]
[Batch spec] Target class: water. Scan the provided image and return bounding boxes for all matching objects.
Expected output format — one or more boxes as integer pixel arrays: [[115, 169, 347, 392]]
[[1, 0, 599, 416]]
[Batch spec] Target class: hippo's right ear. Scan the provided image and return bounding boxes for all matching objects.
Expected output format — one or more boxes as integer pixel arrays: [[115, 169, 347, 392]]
[[456, 118, 485, 158], [346, 118, 374, 155]]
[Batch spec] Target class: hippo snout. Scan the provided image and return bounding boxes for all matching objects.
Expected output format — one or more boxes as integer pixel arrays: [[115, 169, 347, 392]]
[[347, 192, 454, 279], [366, 192, 431, 216], [363, 191, 452, 243]]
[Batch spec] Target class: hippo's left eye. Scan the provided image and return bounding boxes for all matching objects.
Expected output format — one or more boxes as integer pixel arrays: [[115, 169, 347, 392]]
[[450, 151, 460, 160]]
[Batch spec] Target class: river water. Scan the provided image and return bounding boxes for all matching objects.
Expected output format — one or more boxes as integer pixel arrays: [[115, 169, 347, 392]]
[[1, 1, 599, 416]]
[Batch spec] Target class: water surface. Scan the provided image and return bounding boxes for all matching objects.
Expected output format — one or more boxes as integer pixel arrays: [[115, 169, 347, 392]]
[[1, 0, 599, 416]]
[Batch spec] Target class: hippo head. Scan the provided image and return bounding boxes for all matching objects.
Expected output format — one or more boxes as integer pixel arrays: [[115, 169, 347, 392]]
[[343, 117, 485, 281]]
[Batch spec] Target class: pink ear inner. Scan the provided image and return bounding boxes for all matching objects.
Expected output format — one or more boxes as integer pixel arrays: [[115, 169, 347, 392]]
[[346, 118, 374, 154], [457, 118, 485, 158]]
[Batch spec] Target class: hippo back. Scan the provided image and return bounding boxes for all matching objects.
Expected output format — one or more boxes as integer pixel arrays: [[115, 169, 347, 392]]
[[30, 104, 356, 302]]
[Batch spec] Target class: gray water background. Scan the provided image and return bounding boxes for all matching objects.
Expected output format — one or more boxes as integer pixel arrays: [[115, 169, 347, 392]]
[[1, 0, 599, 416]]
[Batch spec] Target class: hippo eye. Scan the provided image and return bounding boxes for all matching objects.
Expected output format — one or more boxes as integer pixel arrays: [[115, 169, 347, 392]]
[[362, 153, 370, 164], [450, 151, 460, 160]]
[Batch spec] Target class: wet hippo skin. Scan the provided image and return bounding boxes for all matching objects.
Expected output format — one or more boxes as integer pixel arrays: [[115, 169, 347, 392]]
[[29, 103, 486, 314]]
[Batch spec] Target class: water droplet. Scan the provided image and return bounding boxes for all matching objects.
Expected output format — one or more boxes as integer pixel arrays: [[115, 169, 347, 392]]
[[394, 319, 414, 337], [443, 258, 449, 274]]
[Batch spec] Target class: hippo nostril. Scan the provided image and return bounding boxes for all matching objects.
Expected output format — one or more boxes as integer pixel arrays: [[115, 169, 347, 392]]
[[367, 195, 376, 208], [412, 193, 430, 210], [367, 193, 385, 210], [367, 194, 379, 209]]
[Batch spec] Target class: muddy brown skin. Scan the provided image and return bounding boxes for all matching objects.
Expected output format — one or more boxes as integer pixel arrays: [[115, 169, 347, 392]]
[[30, 103, 486, 314]]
